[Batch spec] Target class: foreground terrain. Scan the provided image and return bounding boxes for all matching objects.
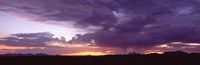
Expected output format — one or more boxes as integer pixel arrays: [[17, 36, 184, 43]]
[[0, 52, 199, 65]]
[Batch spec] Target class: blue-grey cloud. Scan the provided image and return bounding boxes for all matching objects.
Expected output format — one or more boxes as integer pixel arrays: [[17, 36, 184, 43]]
[[0, 32, 66, 47]]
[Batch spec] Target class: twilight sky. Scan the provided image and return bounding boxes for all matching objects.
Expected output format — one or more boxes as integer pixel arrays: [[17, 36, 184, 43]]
[[0, 0, 200, 55]]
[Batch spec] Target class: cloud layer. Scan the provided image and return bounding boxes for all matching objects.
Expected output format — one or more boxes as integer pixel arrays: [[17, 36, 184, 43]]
[[1, 0, 200, 49], [0, 32, 65, 47]]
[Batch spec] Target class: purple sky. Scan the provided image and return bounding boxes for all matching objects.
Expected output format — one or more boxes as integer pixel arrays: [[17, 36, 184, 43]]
[[0, 0, 200, 55]]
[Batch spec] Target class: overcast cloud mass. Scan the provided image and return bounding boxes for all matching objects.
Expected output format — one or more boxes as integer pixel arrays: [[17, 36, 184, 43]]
[[0, 0, 200, 54]]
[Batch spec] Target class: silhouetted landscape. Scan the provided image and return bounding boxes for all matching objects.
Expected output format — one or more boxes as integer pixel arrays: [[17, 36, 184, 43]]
[[0, 51, 199, 65]]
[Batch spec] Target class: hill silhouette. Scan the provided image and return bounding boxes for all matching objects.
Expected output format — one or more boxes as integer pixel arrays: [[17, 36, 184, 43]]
[[0, 51, 199, 65]]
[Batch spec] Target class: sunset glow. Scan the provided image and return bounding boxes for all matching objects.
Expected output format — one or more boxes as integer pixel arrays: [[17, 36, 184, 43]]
[[62, 52, 107, 56], [0, 49, 16, 54], [144, 50, 164, 54]]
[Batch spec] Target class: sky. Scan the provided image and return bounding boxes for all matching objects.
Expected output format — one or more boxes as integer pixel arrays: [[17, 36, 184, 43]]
[[0, 0, 200, 55]]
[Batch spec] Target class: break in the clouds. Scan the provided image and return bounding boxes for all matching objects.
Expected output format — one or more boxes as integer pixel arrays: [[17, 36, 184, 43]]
[[1, 0, 200, 49]]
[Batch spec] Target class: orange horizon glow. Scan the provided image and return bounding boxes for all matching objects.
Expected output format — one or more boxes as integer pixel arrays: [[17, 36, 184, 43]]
[[0, 49, 16, 54], [61, 51, 110, 56], [144, 50, 164, 54]]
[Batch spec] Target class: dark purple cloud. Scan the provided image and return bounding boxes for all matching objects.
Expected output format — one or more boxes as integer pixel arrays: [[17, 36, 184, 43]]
[[0, 32, 66, 47], [1, 0, 200, 48]]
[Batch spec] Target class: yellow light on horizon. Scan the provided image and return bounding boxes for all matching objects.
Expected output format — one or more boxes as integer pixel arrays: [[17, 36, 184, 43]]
[[144, 50, 164, 54], [62, 51, 107, 56]]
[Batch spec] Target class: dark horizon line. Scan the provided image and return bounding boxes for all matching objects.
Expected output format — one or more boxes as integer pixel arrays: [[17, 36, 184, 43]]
[[1, 51, 200, 57]]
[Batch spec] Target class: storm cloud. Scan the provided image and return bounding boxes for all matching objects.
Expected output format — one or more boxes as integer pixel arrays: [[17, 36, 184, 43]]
[[0, 32, 66, 47], [1, 0, 200, 48]]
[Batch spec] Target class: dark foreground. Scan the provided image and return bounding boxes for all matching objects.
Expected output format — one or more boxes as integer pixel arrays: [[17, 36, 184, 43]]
[[0, 53, 199, 65]]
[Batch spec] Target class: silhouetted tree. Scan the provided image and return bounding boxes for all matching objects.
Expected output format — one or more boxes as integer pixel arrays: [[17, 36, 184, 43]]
[[128, 52, 140, 55]]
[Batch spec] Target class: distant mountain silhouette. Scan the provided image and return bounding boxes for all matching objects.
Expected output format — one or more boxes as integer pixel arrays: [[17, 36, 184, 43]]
[[163, 51, 188, 55]]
